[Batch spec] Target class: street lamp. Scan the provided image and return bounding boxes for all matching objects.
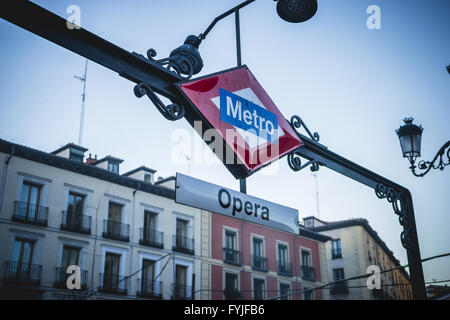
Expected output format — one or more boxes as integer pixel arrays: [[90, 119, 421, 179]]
[[165, 0, 319, 79], [396, 118, 450, 177]]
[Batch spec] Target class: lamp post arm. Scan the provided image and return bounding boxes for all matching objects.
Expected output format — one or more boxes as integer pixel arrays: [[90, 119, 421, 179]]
[[411, 140, 450, 177], [199, 0, 256, 40]]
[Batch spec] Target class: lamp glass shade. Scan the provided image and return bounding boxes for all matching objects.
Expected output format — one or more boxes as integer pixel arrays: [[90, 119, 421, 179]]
[[396, 118, 423, 162]]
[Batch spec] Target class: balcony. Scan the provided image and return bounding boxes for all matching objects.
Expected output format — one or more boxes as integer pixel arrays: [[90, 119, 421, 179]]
[[12, 201, 48, 226], [54, 267, 88, 290], [3, 261, 42, 286], [277, 261, 293, 277], [172, 235, 194, 255], [139, 228, 164, 249], [223, 248, 241, 266], [332, 250, 342, 259], [301, 265, 316, 281], [98, 273, 128, 295], [136, 279, 163, 299], [251, 255, 268, 272], [171, 283, 192, 300], [61, 211, 91, 234], [330, 281, 349, 295], [102, 220, 130, 242], [224, 288, 241, 300]]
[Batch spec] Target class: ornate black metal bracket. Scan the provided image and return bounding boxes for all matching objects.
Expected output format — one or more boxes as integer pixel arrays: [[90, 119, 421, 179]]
[[290, 115, 320, 142], [133, 82, 185, 121], [287, 148, 320, 172], [410, 140, 450, 177], [287, 115, 321, 172], [375, 183, 411, 249]]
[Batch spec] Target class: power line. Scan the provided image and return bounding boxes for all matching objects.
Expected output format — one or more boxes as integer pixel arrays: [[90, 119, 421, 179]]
[[267, 252, 450, 300]]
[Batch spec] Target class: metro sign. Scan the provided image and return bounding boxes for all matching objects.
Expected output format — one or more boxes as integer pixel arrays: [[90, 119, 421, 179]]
[[177, 66, 303, 179]]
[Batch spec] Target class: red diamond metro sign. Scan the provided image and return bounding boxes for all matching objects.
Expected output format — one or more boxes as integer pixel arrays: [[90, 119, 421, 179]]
[[176, 65, 303, 179]]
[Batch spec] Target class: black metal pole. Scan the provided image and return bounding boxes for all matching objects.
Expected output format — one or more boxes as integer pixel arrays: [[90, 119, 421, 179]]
[[235, 8, 247, 194]]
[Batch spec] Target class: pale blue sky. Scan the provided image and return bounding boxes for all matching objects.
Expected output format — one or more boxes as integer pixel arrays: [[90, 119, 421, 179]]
[[0, 0, 449, 287]]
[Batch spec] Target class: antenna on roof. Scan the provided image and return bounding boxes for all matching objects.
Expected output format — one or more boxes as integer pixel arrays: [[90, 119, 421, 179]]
[[311, 172, 320, 219], [74, 59, 88, 145]]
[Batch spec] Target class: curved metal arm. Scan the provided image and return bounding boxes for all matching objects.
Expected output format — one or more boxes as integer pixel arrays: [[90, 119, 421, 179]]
[[290, 115, 320, 142], [133, 82, 185, 121], [410, 140, 450, 177]]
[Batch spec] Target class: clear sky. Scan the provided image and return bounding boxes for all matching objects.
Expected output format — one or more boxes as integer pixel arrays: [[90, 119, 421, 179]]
[[0, 0, 449, 287]]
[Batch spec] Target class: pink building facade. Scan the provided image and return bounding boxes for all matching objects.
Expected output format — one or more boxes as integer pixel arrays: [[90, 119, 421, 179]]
[[210, 212, 331, 300]]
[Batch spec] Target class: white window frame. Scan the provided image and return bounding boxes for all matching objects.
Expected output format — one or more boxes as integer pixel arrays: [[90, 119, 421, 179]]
[[222, 267, 240, 299], [57, 237, 89, 270], [276, 240, 290, 265], [16, 172, 51, 207], [138, 251, 162, 295], [278, 280, 291, 300], [222, 226, 239, 250], [250, 234, 265, 257], [104, 194, 130, 225], [100, 245, 128, 290], [7, 229, 44, 265], [64, 183, 93, 217], [299, 246, 312, 267], [251, 274, 266, 300]]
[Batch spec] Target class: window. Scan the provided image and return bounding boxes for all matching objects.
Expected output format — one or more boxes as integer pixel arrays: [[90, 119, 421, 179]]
[[103, 252, 121, 290], [108, 162, 119, 174], [224, 273, 239, 300], [301, 250, 311, 267], [279, 283, 290, 300], [253, 278, 266, 300], [143, 210, 157, 241], [69, 148, 84, 162], [225, 230, 237, 250], [278, 244, 290, 275], [331, 268, 348, 294], [333, 268, 345, 281], [252, 237, 266, 270], [141, 259, 156, 295], [176, 218, 189, 247], [303, 287, 314, 300], [175, 265, 188, 299], [61, 245, 80, 269], [108, 202, 123, 223], [66, 192, 85, 226], [144, 174, 152, 183], [305, 219, 314, 228], [19, 182, 42, 220], [8, 238, 36, 281], [12, 238, 34, 265], [332, 239, 342, 259], [224, 230, 238, 264]]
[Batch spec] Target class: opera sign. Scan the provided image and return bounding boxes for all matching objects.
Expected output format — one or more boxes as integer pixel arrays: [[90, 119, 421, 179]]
[[175, 173, 299, 232], [177, 66, 303, 180]]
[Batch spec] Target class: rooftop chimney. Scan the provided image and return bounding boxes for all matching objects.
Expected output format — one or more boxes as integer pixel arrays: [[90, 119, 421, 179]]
[[86, 153, 97, 165]]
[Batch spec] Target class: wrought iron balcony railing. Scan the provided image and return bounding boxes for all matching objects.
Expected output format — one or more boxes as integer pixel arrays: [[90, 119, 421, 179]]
[[102, 220, 130, 242], [12, 201, 48, 226], [98, 273, 128, 295], [277, 261, 293, 276], [330, 280, 349, 295], [136, 279, 163, 299], [54, 267, 88, 290], [172, 235, 194, 255], [61, 211, 91, 234], [171, 283, 192, 300], [3, 261, 42, 286], [139, 228, 164, 249], [301, 265, 316, 281], [223, 248, 241, 265], [332, 250, 342, 259], [224, 288, 241, 300], [251, 255, 268, 272]]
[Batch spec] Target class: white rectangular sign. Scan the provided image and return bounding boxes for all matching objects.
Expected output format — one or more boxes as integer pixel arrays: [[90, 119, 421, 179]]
[[175, 173, 299, 233]]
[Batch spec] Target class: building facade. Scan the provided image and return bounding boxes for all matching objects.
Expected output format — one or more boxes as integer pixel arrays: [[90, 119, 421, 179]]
[[0, 139, 202, 299], [201, 212, 331, 300], [303, 216, 412, 300]]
